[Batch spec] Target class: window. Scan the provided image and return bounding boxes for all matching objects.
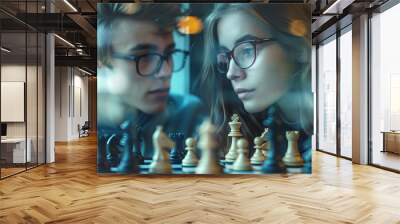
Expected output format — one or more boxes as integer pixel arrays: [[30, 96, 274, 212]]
[[317, 35, 337, 154], [339, 27, 352, 158], [371, 2, 400, 171]]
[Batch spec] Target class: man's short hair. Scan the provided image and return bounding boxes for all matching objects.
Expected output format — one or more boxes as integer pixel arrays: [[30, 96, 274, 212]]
[[97, 3, 181, 67]]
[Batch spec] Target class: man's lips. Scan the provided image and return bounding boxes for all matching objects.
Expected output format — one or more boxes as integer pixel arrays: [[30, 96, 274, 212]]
[[235, 88, 255, 100]]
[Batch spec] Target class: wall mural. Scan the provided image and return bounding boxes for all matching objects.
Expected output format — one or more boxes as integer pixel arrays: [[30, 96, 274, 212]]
[[97, 3, 313, 174]]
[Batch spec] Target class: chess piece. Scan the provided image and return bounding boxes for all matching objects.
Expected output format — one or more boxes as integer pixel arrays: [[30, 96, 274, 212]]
[[250, 137, 266, 165], [133, 125, 145, 165], [149, 126, 175, 174], [261, 130, 286, 173], [182, 137, 198, 167], [169, 132, 185, 164], [133, 146, 144, 165], [282, 131, 304, 167], [262, 141, 270, 157], [110, 132, 139, 173], [261, 106, 286, 173], [195, 120, 222, 174], [225, 114, 242, 163], [232, 138, 252, 171], [250, 129, 268, 165]]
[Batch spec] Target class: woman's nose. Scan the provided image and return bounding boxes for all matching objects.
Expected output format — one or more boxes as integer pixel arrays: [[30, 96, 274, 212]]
[[226, 59, 246, 81]]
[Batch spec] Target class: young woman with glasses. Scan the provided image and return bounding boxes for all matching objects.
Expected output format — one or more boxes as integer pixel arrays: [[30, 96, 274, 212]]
[[200, 4, 313, 173]]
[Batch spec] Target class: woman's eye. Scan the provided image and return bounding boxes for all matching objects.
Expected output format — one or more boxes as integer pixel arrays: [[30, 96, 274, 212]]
[[239, 47, 254, 58]]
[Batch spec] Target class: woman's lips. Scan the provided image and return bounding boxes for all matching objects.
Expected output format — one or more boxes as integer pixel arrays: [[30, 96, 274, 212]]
[[147, 88, 170, 100], [235, 88, 255, 100]]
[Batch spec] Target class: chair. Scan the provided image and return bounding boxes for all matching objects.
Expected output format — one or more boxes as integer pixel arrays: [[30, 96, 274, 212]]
[[78, 121, 90, 138]]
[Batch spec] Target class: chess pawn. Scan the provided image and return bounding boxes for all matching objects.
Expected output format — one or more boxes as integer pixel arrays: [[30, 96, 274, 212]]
[[182, 137, 198, 167], [232, 138, 252, 171], [195, 120, 222, 174], [149, 126, 175, 174], [282, 131, 304, 167], [250, 137, 265, 165], [225, 114, 242, 163]]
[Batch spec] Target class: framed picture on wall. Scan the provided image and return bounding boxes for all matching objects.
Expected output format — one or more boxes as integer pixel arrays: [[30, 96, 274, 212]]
[[97, 3, 313, 175]]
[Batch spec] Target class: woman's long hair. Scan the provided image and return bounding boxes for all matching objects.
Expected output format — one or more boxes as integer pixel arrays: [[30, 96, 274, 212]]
[[199, 3, 313, 148]]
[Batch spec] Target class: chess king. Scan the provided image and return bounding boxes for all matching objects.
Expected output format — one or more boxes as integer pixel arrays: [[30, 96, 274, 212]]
[[200, 4, 313, 173], [97, 3, 206, 173]]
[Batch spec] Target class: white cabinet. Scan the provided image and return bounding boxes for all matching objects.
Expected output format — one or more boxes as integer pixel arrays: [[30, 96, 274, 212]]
[[1, 138, 32, 163]]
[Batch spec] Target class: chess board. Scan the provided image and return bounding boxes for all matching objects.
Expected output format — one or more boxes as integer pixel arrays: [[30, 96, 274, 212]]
[[138, 160, 304, 174]]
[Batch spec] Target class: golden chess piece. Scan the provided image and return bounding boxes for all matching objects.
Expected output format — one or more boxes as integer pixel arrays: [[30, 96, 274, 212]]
[[225, 114, 242, 163], [282, 131, 304, 167]]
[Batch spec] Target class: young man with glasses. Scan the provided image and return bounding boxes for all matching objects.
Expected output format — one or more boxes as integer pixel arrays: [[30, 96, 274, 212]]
[[97, 3, 206, 173]]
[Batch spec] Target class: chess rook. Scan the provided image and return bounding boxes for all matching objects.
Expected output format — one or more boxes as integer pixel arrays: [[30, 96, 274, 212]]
[[282, 131, 304, 167], [225, 114, 242, 163]]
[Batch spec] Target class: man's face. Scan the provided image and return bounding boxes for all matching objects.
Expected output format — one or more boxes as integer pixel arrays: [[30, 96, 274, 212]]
[[109, 18, 174, 114]]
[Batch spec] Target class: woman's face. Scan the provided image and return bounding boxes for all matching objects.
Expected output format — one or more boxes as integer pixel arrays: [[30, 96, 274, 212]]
[[217, 10, 294, 113]]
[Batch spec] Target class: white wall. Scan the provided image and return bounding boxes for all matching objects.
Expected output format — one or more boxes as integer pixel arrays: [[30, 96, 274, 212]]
[[1, 65, 38, 138], [1, 63, 46, 164], [55, 67, 89, 141]]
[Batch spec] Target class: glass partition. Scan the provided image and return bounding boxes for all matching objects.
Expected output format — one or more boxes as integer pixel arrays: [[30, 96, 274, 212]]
[[0, 1, 46, 179], [1, 30, 28, 177], [339, 27, 352, 158], [317, 35, 337, 154], [371, 3, 400, 171]]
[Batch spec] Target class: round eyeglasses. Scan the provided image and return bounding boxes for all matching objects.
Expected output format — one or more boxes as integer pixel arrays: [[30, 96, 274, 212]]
[[112, 49, 189, 77], [216, 38, 276, 74]]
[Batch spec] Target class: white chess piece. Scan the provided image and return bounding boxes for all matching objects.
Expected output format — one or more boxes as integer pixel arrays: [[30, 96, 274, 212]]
[[251, 128, 268, 164], [149, 126, 175, 174], [282, 131, 304, 167], [182, 137, 198, 167], [251, 137, 265, 165], [232, 138, 252, 171], [195, 120, 222, 174], [225, 114, 242, 163]]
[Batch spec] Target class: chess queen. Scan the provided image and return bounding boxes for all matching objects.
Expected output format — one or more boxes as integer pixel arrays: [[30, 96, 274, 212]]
[[200, 4, 313, 173]]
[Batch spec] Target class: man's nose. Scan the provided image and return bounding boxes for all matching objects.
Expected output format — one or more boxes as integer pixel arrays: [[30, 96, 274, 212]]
[[226, 59, 246, 81], [154, 58, 173, 79]]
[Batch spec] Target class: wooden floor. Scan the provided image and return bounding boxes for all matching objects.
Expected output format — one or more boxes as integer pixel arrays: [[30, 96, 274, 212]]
[[372, 150, 400, 171], [1, 135, 400, 224]]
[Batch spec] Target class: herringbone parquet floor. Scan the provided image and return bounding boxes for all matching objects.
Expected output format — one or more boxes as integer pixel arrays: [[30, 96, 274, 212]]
[[1, 135, 400, 224]]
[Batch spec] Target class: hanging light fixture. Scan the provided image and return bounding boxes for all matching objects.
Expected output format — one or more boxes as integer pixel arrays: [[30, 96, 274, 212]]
[[177, 16, 203, 35]]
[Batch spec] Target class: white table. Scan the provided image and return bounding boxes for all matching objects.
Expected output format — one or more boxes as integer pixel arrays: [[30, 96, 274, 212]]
[[1, 138, 31, 163]]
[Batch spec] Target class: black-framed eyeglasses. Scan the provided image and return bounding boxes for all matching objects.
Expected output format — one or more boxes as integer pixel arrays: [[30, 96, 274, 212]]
[[216, 38, 276, 74], [112, 49, 189, 77]]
